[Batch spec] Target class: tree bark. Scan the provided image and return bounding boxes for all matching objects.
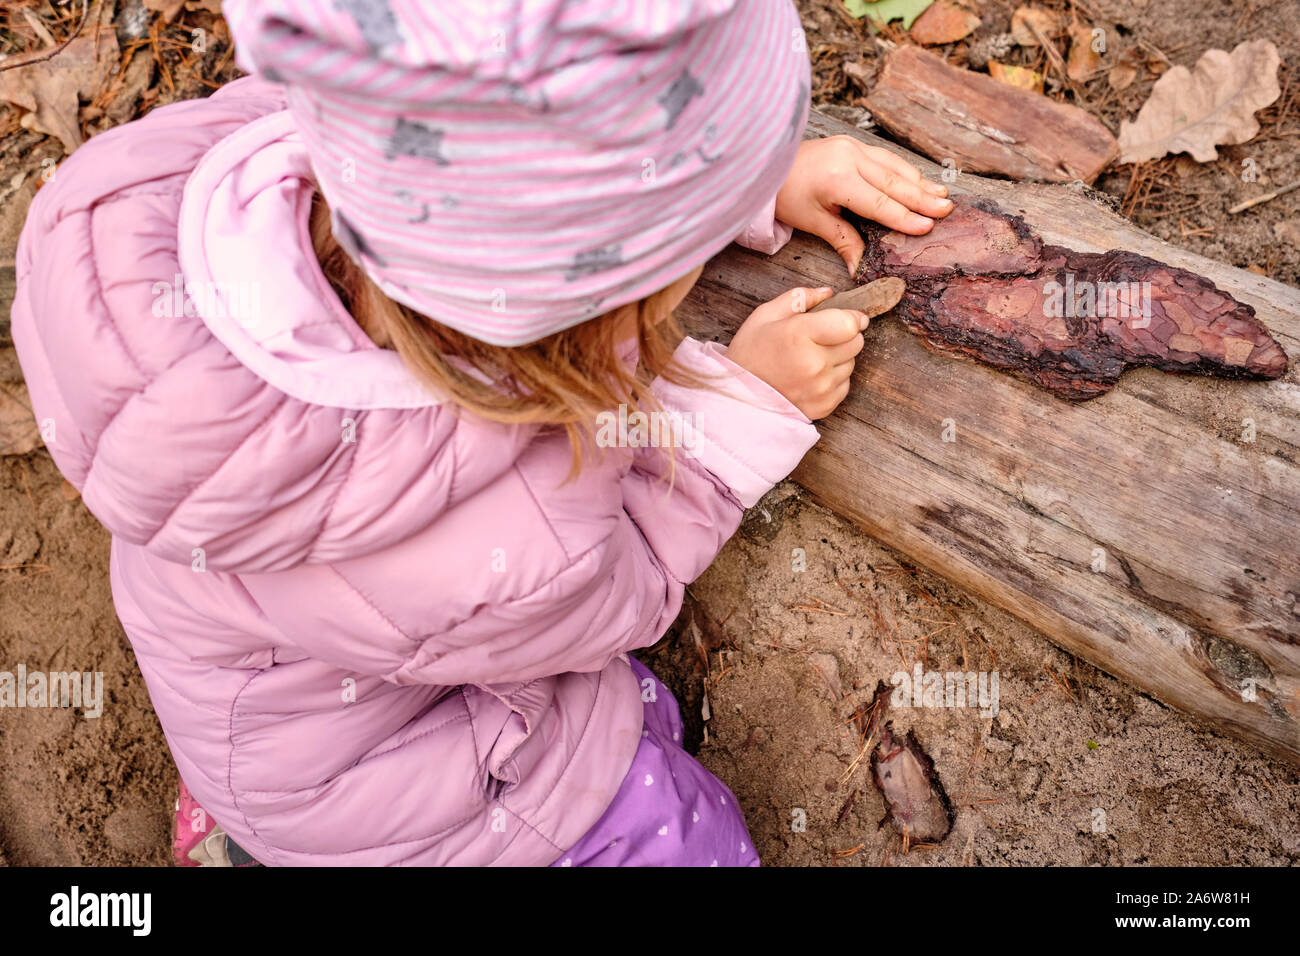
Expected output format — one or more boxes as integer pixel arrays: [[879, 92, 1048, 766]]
[[676, 110, 1300, 766], [865, 45, 1119, 184]]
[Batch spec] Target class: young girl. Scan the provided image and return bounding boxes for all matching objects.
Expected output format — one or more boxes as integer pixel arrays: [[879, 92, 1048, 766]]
[[11, 0, 950, 866]]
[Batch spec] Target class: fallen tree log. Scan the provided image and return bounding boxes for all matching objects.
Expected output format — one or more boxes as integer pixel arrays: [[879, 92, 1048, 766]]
[[677, 110, 1300, 766]]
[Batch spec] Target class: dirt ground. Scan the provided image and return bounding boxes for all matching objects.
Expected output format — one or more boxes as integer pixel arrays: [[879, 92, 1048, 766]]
[[1, 0, 1297, 866], [646, 482, 1299, 866]]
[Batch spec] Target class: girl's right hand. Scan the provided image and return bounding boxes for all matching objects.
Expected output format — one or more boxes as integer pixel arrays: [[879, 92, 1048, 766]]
[[725, 286, 867, 421]]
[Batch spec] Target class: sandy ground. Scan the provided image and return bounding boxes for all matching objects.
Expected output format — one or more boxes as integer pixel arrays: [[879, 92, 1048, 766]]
[[1, 0, 1298, 865], [643, 482, 1299, 866], [0, 357, 174, 865]]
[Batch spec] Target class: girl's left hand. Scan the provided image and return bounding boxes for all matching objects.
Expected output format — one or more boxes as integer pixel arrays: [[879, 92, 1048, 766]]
[[774, 135, 955, 276]]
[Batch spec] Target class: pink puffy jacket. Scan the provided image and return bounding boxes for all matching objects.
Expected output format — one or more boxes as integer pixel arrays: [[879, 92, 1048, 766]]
[[11, 77, 817, 865]]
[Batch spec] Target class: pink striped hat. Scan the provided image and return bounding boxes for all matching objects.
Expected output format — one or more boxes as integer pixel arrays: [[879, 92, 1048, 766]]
[[222, 0, 810, 346]]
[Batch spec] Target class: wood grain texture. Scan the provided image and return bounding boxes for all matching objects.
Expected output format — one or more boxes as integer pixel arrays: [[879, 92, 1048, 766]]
[[676, 111, 1300, 765], [865, 45, 1119, 184]]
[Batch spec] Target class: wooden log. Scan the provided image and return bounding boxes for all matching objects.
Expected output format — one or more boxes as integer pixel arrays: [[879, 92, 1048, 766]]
[[676, 110, 1300, 765], [865, 45, 1118, 184]]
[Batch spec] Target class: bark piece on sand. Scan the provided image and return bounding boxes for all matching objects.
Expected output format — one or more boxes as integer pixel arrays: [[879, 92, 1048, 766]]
[[865, 683, 955, 846], [864, 45, 1118, 183], [852, 198, 1288, 400]]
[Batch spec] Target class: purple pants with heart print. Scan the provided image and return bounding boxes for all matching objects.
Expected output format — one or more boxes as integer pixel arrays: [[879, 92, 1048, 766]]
[[550, 657, 759, 867]]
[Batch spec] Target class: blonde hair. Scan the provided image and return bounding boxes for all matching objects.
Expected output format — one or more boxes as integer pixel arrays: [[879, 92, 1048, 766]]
[[309, 192, 702, 475]]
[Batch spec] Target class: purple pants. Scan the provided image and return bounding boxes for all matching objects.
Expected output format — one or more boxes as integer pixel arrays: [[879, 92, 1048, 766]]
[[551, 658, 759, 867]]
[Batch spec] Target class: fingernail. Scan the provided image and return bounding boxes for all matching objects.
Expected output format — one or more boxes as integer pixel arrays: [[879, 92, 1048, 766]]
[[909, 214, 934, 229], [924, 181, 948, 196], [856, 311, 870, 331], [938, 197, 954, 210]]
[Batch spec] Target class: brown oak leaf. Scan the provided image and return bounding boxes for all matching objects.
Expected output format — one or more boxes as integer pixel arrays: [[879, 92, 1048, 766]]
[[1066, 24, 1104, 82], [1010, 7, 1064, 47], [144, 0, 223, 22], [0, 29, 119, 153], [1118, 39, 1281, 164], [909, 1, 980, 45]]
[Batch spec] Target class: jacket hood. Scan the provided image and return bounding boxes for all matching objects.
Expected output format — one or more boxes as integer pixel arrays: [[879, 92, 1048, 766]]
[[14, 93, 534, 574]]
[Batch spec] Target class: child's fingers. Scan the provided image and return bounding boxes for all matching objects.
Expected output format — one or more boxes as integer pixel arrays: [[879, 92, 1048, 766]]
[[783, 285, 836, 315], [857, 146, 949, 198], [750, 285, 834, 325], [857, 161, 954, 220], [796, 207, 867, 275], [802, 307, 868, 346], [823, 332, 866, 365], [841, 181, 934, 235], [811, 376, 853, 420], [857, 143, 924, 183]]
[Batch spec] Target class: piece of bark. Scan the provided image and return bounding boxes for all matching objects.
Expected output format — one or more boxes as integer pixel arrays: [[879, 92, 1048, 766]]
[[811, 276, 905, 318], [871, 720, 955, 845], [865, 45, 1118, 183], [676, 109, 1300, 766], [850, 198, 1288, 400], [1010, 7, 1065, 47], [856, 681, 954, 846]]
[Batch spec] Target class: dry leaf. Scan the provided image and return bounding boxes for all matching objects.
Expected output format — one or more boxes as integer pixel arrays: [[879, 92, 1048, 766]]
[[0, 381, 40, 457], [144, 0, 222, 21], [988, 61, 1044, 94], [1066, 24, 1103, 82], [1118, 39, 1281, 164], [0, 30, 119, 153], [909, 1, 980, 45], [144, 0, 186, 17], [1010, 7, 1064, 47], [846, 0, 938, 30], [1108, 50, 1141, 91]]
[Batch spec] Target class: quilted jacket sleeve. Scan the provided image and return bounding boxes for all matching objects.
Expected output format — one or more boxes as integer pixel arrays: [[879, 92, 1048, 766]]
[[734, 194, 794, 255], [376, 337, 819, 687]]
